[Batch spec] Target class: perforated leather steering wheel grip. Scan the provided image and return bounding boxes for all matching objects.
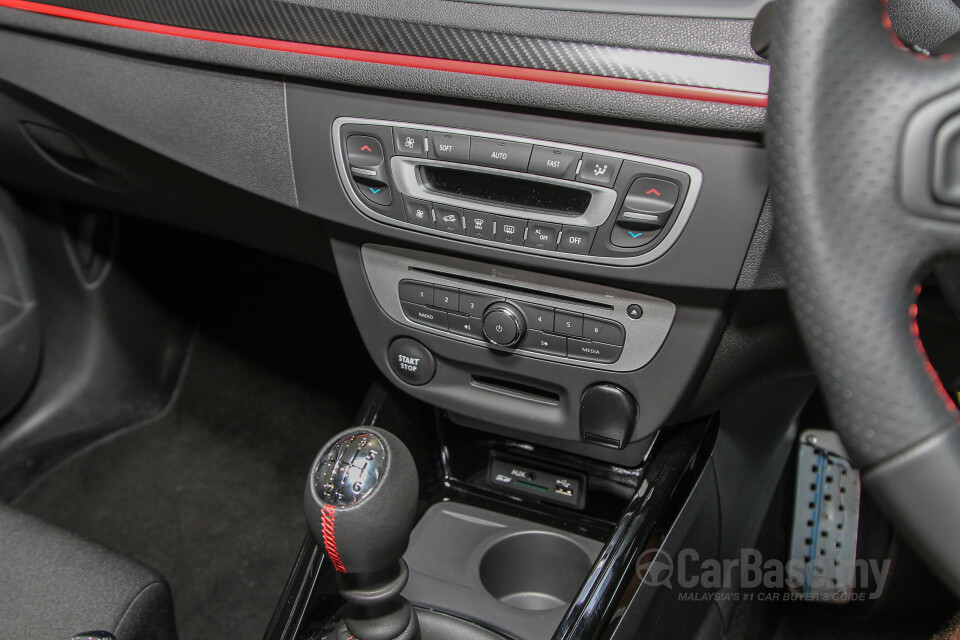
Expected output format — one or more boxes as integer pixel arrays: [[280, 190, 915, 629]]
[[769, 0, 960, 595]]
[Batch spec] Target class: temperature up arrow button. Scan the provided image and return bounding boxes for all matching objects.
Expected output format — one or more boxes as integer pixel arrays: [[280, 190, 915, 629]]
[[621, 177, 680, 217], [346, 135, 385, 168]]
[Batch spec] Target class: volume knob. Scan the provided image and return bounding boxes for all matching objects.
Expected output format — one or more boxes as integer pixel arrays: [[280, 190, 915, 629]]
[[482, 302, 527, 347]]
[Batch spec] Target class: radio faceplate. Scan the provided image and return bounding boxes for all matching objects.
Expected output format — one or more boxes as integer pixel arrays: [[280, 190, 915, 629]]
[[362, 244, 676, 372], [333, 118, 703, 266]]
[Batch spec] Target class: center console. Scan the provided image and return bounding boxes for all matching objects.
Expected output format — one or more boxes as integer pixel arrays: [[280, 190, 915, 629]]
[[265, 385, 720, 640], [286, 84, 769, 461], [274, 82, 802, 640]]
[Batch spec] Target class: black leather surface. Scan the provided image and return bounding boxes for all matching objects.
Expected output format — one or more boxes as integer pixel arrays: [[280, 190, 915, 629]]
[[770, 0, 960, 469], [769, 0, 960, 467], [770, 3, 960, 597], [863, 426, 960, 595], [0, 502, 177, 640], [888, 0, 960, 52], [0, 5, 768, 133]]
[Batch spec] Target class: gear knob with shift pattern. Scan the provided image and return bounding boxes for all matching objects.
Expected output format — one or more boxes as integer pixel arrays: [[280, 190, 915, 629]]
[[305, 428, 421, 640]]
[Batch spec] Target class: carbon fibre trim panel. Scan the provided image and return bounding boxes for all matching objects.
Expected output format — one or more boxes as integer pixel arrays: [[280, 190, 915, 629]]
[[11, 0, 769, 94]]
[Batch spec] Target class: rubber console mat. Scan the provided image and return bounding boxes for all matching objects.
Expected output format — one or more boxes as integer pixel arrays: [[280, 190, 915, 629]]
[[13, 328, 375, 640]]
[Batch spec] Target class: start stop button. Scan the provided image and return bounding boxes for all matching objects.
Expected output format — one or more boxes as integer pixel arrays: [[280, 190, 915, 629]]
[[387, 338, 436, 386]]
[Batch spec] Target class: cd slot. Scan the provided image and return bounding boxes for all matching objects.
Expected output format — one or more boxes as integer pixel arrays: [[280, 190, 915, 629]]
[[408, 266, 614, 310], [420, 165, 591, 215]]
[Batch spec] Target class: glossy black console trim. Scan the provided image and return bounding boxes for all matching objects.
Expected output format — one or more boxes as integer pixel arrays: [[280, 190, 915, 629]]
[[263, 536, 325, 640], [265, 390, 714, 640], [552, 418, 715, 640]]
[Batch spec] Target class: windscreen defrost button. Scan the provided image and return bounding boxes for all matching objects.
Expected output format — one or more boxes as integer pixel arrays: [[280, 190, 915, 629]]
[[464, 211, 496, 240], [577, 154, 622, 187]]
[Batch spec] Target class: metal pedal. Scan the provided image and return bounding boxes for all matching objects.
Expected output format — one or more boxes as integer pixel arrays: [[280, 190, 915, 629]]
[[788, 429, 861, 602]]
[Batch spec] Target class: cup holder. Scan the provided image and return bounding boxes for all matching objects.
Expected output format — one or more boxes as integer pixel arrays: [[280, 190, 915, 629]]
[[479, 531, 594, 611]]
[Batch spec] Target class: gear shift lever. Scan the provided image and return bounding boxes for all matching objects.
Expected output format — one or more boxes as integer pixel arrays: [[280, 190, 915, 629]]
[[305, 428, 420, 640]]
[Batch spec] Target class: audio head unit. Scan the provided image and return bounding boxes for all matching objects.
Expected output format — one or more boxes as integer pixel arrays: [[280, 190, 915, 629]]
[[333, 118, 703, 265]]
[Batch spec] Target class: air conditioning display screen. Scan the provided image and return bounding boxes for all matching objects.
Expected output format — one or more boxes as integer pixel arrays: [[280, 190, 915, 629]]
[[421, 166, 592, 214]]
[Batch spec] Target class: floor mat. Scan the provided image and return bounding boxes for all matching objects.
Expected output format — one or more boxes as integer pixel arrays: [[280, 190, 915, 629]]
[[14, 325, 375, 640]]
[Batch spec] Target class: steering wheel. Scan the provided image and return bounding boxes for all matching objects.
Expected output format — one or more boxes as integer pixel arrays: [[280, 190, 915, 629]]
[[770, 0, 960, 595]]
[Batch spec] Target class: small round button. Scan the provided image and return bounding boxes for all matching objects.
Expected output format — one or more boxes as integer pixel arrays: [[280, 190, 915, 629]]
[[387, 338, 436, 386], [482, 303, 526, 347], [626, 304, 644, 320]]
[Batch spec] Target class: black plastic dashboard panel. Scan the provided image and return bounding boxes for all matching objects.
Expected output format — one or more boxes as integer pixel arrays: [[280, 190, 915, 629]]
[[331, 238, 726, 456], [0, 29, 298, 208], [0, 1, 768, 132], [0, 0, 768, 97], [462, 0, 771, 18], [288, 84, 768, 290], [0, 11, 771, 458], [282, 85, 768, 452]]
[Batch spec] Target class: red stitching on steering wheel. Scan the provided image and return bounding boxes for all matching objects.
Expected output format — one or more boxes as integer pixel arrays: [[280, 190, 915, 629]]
[[910, 284, 960, 415], [881, 0, 908, 50]]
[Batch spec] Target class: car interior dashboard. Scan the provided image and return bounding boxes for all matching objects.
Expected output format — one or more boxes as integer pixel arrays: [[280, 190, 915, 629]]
[[1, 2, 960, 640]]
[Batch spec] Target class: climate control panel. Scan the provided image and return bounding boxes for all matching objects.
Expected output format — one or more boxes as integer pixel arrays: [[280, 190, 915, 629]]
[[333, 118, 703, 266]]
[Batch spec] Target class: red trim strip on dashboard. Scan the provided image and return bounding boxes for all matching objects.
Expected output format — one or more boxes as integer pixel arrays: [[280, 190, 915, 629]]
[[0, 0, 769, 108]]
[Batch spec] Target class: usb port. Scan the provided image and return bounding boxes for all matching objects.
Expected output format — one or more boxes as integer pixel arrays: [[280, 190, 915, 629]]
[[555, 479, 574, 497]]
